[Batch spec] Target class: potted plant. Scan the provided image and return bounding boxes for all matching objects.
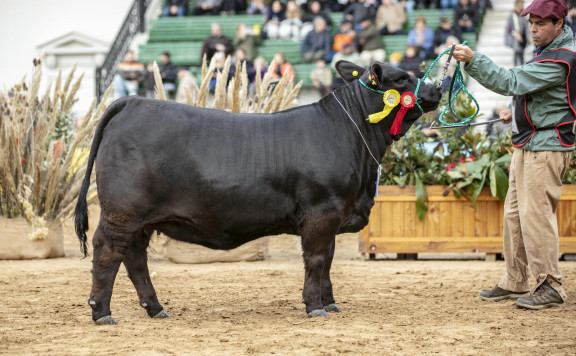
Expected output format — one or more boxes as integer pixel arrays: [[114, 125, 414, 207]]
[[359, 92, 576, 257], [0, 57, 109, 259]]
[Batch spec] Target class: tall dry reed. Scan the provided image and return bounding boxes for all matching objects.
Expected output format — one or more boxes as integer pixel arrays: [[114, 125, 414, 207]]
[[151, 56, 301, 113], [0, 55, 112, 238]]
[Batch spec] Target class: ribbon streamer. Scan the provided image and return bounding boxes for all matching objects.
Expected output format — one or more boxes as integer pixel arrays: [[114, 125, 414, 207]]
[[368, 89, 400, 124], [389, 92, 416, 135]]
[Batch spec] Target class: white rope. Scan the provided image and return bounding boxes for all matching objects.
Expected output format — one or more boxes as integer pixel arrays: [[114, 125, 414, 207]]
[[331, 92, 381, 167]]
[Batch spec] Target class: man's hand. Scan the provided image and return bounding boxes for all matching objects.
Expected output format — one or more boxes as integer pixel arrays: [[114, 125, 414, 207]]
[[500, 109, 513, 124], [452, 44, 474, 63]]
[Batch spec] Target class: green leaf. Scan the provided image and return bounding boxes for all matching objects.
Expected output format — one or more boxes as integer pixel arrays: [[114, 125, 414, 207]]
[[415, 173, 429, 221], [494, 154, 512, 164], [489, 163, 497, 196], [493, 164, 509, 201], [471, 167, 488, 210]]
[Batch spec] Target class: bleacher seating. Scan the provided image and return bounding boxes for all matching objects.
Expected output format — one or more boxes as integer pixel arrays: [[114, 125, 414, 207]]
[[137, 8, 482, 89]]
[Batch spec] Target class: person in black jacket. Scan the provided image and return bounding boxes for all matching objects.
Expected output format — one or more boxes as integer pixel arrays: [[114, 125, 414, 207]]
[[162, 0, 188, 17], [202, 23, 235, 60], [453, 0, 479, 33], [159, 51, 179, 94], [432, 17, 462, 56]]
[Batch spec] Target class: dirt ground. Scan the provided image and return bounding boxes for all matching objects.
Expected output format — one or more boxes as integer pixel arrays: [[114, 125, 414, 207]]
[[1, 234, 575, 356]]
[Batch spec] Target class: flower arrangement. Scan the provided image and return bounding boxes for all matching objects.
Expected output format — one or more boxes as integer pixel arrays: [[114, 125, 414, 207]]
[[0, 57, 112, 239]]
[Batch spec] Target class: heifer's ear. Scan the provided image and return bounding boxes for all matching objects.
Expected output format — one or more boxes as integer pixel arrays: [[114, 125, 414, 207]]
[[335, 61, 367, 84], [369, 62, 384, 87]]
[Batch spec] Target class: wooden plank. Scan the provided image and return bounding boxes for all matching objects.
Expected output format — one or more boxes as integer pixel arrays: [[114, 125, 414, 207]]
[[486, 201, 500, 237], [404, 199, 417, 239], [474, 201, 487, 238], [451, 201, 464, 238], [391, 201, 405, 238], [380, 200, 393, 239], [365, 236, 576, 254], [438, 200, 452, 237], [366, 236, 503, 253]]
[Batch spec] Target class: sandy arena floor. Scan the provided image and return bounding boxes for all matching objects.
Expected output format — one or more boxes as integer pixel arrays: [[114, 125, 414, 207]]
[[1, 234, 575, 355]]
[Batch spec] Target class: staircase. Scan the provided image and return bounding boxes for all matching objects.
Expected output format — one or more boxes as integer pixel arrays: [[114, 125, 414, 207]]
[[466, 0, 530, 119]]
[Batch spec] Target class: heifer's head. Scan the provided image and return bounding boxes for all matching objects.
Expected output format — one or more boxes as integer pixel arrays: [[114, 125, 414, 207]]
[[335, 60, 441, 138]]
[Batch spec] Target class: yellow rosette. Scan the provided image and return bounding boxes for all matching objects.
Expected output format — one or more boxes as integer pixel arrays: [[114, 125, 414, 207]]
[[367, 89, 400, 124]]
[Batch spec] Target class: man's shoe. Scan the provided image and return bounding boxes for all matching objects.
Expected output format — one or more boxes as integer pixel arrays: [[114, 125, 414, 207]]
[[516, 281, 565, 310], [479, 285, 530, 302]]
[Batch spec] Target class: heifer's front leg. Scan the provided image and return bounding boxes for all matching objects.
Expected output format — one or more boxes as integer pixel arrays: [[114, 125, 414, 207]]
[[89, 224, 132, 325], [123, 230, 169, 319], [300, 220, 339, 318], [321, 238, 340, 313]]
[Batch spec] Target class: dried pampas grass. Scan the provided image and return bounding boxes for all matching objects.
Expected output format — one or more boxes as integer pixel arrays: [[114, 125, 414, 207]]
[[0, 54, 112, 238], [149, 56, 301, 114]]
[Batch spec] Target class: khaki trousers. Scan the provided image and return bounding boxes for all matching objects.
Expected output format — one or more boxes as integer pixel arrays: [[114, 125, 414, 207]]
[[497, 149, 572, 301]]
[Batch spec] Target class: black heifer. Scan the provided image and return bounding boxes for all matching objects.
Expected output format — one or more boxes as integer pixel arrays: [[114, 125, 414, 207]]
[[75, 60, 441, 325]]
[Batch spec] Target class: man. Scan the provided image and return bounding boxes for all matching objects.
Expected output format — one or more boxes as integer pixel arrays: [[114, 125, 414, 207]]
[[453, 0, 574, 310], [158, 51, 179, 94], [113, 50, 144, 98], [300, 17, 331, 63], [201, 23, 234, 61], [505, 0, 531, 66]]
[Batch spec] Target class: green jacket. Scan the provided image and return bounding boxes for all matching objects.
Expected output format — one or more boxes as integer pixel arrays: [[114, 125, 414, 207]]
[[464, 24, 576, 151]]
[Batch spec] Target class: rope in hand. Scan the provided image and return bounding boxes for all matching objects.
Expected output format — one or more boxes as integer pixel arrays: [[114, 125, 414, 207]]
[[416, 40, 480, 127]]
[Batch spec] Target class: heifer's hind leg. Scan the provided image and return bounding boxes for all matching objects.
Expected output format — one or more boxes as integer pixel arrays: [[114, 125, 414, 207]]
[[123, 229, 169, 319], [89, 223, 133, 325], [300, 216, 339, 318]]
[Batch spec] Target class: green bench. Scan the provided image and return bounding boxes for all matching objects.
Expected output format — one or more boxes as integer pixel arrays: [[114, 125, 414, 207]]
[[405, 9, 454, 30], [292, 63, 316, 88], [258, 39, 303, 65], [138, 42, 204, 66], [148, 15, 264, 42]]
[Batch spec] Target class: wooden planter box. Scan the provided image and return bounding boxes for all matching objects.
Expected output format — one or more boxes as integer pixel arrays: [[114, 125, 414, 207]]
[[0, 218, 64, 259], [359, 185, 576, 256]]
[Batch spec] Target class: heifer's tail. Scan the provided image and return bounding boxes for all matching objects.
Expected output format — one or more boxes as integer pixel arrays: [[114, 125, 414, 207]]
[[74, 98, 129, 257]]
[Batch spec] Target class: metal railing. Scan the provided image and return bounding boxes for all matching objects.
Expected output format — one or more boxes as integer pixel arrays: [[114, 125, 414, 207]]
[[95, 0, 152, 101]]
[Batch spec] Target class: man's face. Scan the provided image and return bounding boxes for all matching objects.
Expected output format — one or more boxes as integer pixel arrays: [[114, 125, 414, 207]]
[[528, 14, 563, 48]]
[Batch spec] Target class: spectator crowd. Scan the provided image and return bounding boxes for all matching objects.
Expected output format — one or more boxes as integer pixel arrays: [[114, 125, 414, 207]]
[[116, 0, 491, 99]]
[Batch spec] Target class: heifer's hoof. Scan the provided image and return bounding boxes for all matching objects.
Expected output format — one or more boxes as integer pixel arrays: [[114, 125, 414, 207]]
[[153, 310, 170, 319], [95, 315, 117, 325], [323, 303, 341, 313], [308, 309, 330, 318]]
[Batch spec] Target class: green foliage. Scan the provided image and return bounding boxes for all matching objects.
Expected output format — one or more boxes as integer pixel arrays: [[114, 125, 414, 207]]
[[380, 92, 515, 219]]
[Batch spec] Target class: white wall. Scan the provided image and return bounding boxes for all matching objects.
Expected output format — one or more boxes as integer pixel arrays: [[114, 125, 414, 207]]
[[0, 0, 133, 112]]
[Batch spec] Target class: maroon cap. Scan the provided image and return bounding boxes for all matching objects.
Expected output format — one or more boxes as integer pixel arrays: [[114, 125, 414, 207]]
[[520, 0, 568, 19]]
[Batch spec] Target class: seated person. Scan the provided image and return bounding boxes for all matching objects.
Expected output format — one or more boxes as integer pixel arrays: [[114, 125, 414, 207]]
[[356, 16, 386, 66], [453, 0, 479, 33], [433, 17, 462, 56], [398, 45, 424, 78], [158, 51, 179, 94], [202, 23, 235, 60], [175, 69, 199, 104], [407, 15, 435, 59], [162, 0, 188, 17], [113, 50, 145, 98], [268, 52, 295, 82], [332, 19, 355, 53], [278, 0, 303, 41], [263, 1, 286, 39], [301, 17, 331, 63], [192, 0, 222, 15], [375, 0, 406, 35], [300, 0, 333, 39], [310, 58, 333, 97]]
